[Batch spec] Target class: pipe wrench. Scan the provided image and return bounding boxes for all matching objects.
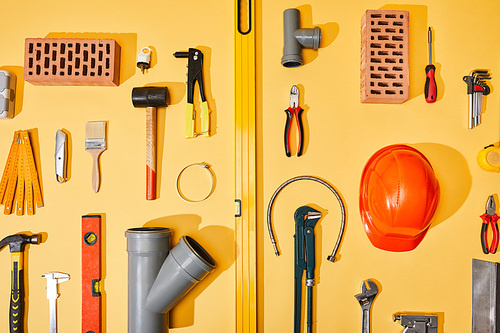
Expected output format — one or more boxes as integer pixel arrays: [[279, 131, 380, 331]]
[[42, 272, 70, 333], [294, 206, 321, 333]]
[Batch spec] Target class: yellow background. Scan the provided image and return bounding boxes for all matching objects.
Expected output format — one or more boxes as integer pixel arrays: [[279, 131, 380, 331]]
[[0, 0, 500, 332]]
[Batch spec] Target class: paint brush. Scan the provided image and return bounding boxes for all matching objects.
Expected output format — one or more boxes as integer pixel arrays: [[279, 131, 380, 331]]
[[85, 122, 106, 192]]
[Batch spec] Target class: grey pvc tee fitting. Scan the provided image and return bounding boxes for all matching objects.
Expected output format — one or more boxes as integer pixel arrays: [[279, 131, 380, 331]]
[[282, 8, 321, 68], [126, 227, 216, 333]]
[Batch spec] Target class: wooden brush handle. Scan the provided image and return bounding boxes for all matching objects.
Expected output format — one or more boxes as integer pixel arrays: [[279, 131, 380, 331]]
[[88, 149, 103, 193], [146, 106, 156, 200]]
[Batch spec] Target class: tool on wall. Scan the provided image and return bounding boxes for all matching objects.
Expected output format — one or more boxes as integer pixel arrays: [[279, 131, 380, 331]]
[[235, 0, 257, 331], [463, 69, 491, 129], [55, 130, 67, 183], [293, 206, 321, 333], [0, 70, 16, 119], [132, 86, 169, 200], [0, 130, 44, 215], [267, 176, 346, 261], [174, 48, 211, 138], [126, 228, 216, 333], [85, 122, 107, 193], [137, 47, 152, 74], [480, 195, 499, 254], [424, 27, 437, 103], [176, 162, 216, 202], [478, 142, 500, 172], [284, 85, 304, 157], [354, 279, 379, 333], [393, 313, 438, 333], [24, 38, 121, 86], [82, 215, 102, 333], [281, 8, 321, 68], [361, 10, 410, 103], [473, 259, 500, 332], [42, 272, 70, 333], [0, 233, 41, 333]]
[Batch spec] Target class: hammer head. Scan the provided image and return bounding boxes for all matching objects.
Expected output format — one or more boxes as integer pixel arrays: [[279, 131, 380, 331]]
[[0, 234, 41, 253], [132, 86, 169, 109]]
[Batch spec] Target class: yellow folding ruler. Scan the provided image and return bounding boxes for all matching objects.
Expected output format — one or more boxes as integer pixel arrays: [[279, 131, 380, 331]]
[[0, 130, 43, 215], [235, 0, 257, 332]]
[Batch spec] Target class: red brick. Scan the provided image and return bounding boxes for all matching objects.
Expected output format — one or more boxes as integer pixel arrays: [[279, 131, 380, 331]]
[[24, 38, 120, 86], [361, 10, 409, 103]]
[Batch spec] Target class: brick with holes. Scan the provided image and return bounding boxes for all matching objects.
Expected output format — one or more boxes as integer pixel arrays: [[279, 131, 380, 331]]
[[361, 10, 409, 103], [24, 38, 120, 86]]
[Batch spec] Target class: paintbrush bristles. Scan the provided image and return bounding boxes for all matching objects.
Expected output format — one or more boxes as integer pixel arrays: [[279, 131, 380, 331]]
[[85, 122, 106, 150], [85, 122, 106, 139]]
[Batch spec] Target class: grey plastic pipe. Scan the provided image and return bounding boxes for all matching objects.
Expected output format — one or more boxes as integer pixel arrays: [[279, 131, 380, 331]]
[[282, 8, 321, 68], [126, 227, 216, 333]]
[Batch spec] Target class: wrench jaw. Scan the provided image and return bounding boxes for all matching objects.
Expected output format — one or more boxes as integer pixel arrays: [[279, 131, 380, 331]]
[[355, 279, 379, 306]]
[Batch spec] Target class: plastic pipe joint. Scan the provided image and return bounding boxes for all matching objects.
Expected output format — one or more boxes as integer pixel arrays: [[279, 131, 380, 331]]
[[126, 227, 216, 333], [281, 8, 321, 68]]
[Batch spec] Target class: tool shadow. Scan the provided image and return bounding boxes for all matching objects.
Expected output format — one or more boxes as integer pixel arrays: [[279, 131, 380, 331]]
[[411, 143, 471, 229], [145, 81, 185, 198], [297, 5, 339, 66], [144, 215, 235, 330]]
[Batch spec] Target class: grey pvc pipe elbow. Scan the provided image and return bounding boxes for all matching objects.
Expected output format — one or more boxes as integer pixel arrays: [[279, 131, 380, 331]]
[[282, 8, 321, 68], [126, 228, 216, 333]]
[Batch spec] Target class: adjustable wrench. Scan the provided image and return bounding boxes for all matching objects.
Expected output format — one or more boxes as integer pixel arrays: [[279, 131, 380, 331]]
[[42, 272, 70, 333], [355, 279, 379, 333]]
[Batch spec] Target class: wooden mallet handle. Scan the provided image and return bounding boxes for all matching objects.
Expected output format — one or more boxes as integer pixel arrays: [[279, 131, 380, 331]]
[[131, 87, 169, 200]]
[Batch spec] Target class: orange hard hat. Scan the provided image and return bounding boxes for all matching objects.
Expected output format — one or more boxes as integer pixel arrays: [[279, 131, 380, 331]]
[[359, 145, 440, 252]]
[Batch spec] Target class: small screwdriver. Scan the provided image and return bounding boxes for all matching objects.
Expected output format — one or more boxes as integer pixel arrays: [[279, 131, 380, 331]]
[[424, 27, 437, 103]]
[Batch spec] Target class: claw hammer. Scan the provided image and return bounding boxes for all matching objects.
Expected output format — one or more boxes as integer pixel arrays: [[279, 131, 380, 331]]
[[0, 233, 41, 333]]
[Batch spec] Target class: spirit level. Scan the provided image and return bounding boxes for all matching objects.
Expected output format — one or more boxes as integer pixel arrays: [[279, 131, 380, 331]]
[[235, 0, 257, 332]]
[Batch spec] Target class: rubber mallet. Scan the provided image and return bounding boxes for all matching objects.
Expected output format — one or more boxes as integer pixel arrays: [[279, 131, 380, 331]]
[[132, 87, 169, 200]]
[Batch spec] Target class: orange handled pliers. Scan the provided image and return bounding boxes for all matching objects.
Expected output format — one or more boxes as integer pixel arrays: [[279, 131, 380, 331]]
[[481, 195, 499, 254], [284, 85, 304, 157]]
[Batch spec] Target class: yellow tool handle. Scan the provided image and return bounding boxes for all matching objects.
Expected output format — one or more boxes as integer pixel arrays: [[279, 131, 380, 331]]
[[10, 252, 24, 333], [201, 101, 210, 137], [185, 103, 195, 139], [0, 131, 20, 204]]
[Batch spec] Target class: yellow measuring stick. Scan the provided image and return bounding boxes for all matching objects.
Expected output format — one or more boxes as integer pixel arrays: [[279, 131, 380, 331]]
[[0, 130, 43, 215], [0, 131, 21, 205], [235, 0, 257, 332]]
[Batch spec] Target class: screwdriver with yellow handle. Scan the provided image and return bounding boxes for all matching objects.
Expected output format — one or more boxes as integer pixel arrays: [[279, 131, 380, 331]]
[[425, 27, 437, 103], [174, 48, 210, 138]]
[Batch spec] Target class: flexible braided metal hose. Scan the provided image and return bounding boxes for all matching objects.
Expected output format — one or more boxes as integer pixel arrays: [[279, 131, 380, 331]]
[[266, 176, 346, 263]]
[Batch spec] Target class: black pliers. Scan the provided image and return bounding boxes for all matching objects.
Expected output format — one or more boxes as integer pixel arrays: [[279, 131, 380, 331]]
[[481, 195, 499, 254], [174, 48, 210, 138], [284, 85, 304, 157]]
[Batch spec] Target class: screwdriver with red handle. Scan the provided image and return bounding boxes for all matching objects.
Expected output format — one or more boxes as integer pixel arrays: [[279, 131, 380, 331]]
[[424, 27, 437, 103]]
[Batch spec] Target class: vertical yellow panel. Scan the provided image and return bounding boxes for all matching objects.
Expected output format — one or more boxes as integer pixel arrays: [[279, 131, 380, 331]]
[[235, 0, 256, 332]]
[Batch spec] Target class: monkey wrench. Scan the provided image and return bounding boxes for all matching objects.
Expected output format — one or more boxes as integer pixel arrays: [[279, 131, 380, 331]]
[[355, 279, 379, 333], [294, 206, 321, 333]]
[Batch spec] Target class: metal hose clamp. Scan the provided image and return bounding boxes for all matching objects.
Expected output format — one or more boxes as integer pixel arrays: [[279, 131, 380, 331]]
[[267, 176, 347, 263], [176, 162, 216, 202]]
